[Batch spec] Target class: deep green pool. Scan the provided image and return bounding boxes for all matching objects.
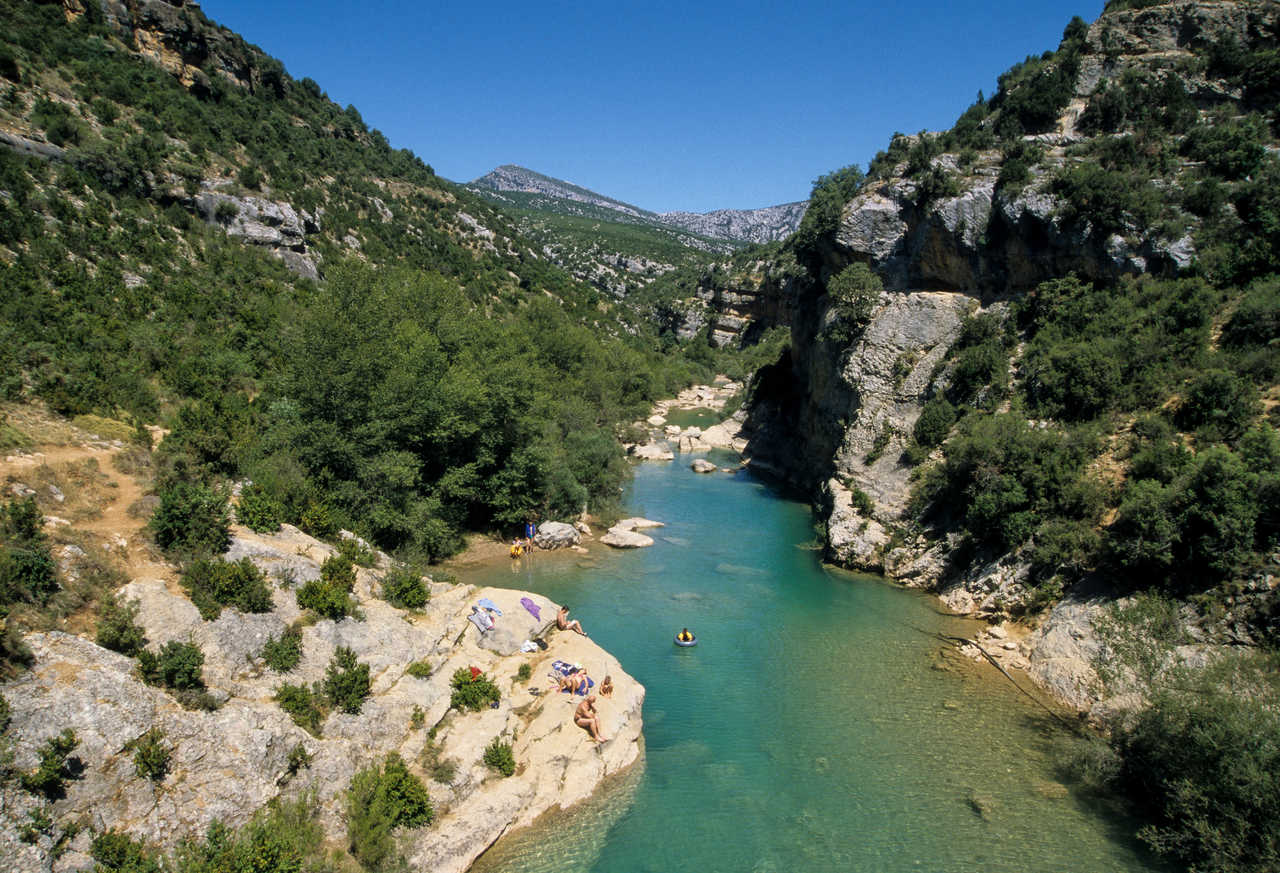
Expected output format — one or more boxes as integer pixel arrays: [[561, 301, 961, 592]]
[[463, 455, 1155, 873]]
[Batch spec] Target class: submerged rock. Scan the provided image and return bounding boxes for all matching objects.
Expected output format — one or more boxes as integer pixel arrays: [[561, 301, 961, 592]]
[[601, 528, 655, 549]]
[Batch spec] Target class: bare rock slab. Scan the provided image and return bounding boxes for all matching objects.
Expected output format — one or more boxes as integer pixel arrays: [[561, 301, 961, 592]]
[[600, 528, 656, 549]]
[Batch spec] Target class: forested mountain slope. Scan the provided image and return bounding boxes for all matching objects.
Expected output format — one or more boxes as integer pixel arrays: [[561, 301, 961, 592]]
[[735, 2, 1280, 870], [0, 0, 725, 568]]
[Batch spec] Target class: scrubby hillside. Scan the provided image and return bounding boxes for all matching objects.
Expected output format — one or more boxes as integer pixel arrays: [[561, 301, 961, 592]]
[[735, 2, 1280, 870]]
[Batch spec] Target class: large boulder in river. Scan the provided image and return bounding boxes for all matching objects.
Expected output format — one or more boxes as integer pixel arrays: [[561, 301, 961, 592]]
[[629, 443, 674, 461], [691, 459, 717, 473], [534, 521, 580, 550]]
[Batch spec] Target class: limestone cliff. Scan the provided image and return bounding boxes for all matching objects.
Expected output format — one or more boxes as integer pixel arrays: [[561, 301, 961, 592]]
[[1, 523, 643, 873], [738, 0, 1280, 714]]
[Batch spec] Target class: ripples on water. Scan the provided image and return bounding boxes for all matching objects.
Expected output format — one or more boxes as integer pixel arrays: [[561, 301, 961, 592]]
[[465, 457, 1155, 873]]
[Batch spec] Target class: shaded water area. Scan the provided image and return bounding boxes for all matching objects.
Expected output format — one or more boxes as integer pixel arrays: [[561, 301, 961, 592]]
[[463, 456, 1155, 873]]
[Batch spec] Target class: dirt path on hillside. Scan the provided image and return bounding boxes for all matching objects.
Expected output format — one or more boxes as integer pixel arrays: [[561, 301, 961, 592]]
[[2, 440, 175, 586]]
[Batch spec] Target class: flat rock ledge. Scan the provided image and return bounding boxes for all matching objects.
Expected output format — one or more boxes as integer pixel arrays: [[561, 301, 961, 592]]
[[600, 528, 655, 549], [0, 525, 643, 873]]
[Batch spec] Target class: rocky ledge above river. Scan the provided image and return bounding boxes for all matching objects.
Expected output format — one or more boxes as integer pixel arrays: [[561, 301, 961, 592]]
[[1, 523, 643, 873]]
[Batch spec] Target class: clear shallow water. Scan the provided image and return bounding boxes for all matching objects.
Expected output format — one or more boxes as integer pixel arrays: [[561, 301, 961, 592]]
[[663, 407, 722, 429], [464, 456, 1156, 873]]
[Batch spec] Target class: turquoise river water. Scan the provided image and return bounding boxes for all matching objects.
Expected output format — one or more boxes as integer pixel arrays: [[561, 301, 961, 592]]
[[462, 455, 1157, 873]]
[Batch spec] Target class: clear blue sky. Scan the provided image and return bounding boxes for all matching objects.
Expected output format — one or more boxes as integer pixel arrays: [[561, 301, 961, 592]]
[[201, 0, 1104, 213]]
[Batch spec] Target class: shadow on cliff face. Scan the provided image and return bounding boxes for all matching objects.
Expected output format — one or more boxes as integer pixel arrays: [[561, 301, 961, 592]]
[[738, 348, 830, 499]]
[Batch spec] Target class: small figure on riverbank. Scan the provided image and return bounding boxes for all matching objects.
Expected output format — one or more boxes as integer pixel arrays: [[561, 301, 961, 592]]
[[557, 605, 587, 636], [575, 694, 605, 743]]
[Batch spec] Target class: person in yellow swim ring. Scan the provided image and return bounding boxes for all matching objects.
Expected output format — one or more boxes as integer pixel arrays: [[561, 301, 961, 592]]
[[677, 628, 694, 642]]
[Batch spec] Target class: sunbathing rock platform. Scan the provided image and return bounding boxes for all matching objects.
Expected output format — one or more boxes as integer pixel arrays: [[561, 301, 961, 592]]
[[1, 523, 643, 873]]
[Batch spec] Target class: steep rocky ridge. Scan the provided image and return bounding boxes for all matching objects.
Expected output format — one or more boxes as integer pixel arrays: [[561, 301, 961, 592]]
[[658, 201, 807, 244]]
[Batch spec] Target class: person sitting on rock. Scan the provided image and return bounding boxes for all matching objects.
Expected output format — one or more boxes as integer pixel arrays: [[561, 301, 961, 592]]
[[574, 694, 605, 743], [557, 605, 587, 636], [599, 674, 613, 697]]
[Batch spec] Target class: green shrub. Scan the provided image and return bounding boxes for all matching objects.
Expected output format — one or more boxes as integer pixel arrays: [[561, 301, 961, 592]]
[[1222, 279, 1280, 349], [236, 484, 282, 533], [864, 425, 893, 464], [295, 577, 352, 620], [516, 663, 532, 682], [137, 641, 204, 691], [482, 737, 515, 777], [347, 753, 433, 871], [171, 797, 327, 873], [20, 728, 79, 798], [1112, 659, 1280, 873], [322, 646, 370, 715], [1175, 369, 1260, 442], [410, 705, 425, 729], [849, 487, 875, 517], [286, 742, 312, 776], [335, 536, 376, 567], [380, 567, 428, 609], [827, 262, 882, 327], [405, 660, 432, 679], [149, 482, 230, 555], [449, 668, 500, 712], [913, 396, 956, 448], [180, 557, 273, 620], [129, 728, 170, 782], [793, 165, 865, 274], [19, 805, 53, 844], [1030, 518, 1101, 583], [259, 624, 303, 673], [275, 683, 325, 736], [1181, 116, 1268, 181], [295, 558, 356, 620], [90, 830, 161, 873], [299, 501, 337, 539], [321, 553, 356, 589], [1023, 341, 1124, 421], [0, 496, 58, 607], [96, 596, 148, 656], [1051, 164, 1159, 236]]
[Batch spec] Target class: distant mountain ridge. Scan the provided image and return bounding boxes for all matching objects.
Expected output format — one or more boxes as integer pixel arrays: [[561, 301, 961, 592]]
[[467, 164, 805, 244], [657, 202, 807, 244]]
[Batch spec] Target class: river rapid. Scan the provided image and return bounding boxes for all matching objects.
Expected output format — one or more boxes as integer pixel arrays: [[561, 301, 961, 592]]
[[461, 454, 1156, 873]]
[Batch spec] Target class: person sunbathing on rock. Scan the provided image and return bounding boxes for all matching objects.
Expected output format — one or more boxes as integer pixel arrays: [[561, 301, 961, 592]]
[[557, 605, 587, 636], [599, 674, 613, 697], [558, 668, 589, 695], [575, 694, 605, 743]]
